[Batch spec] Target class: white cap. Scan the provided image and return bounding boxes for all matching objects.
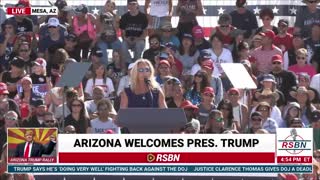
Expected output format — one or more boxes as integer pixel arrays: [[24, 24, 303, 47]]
[[128, 63, 135, 70], [48, 17, 60, 27], [34, 58, 47, 68]]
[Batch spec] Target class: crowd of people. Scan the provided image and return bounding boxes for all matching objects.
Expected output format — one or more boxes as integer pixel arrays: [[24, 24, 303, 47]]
[[0, 0, 320, 179]]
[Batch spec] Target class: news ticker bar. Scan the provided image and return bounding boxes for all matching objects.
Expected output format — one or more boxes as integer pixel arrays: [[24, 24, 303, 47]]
[[58, 152, 275, 163], [8, 165, 313, 174]]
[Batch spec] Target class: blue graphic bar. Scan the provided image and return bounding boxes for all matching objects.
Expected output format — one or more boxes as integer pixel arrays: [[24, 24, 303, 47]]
[[8, 165, 312, 174]]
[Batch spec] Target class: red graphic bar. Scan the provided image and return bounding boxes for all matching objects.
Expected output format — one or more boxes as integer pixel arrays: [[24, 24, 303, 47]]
[[59, 152, 275, 163], [277, 156, 313, 164], [6, 7, 31, 15], [8, 157, 57, 164]]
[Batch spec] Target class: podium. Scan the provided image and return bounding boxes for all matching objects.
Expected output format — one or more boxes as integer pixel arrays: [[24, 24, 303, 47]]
[[117, 108, 187, 133]]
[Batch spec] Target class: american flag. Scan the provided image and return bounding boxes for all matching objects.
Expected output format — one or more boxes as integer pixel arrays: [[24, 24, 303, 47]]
[[3, 0, 304, 29]]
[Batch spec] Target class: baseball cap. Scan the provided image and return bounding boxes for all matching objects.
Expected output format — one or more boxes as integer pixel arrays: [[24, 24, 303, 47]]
[[278, 19, 289, 26], [90, 47, 103, 57], [236, 0, 247, 7], [228, 88, 240, 95], [159, 60, 171, 67], [159, 52, 169, 60], [48, 17, 60, 27], [0, 82, 9, 95], [10, 57, 25, 69], [180, 100, 199, 111], [311, 110, 320, 122], [259, 30, 275, 40], [202, 60, 214, 70], [127, 0, 138, 4], [75, 4, 88, 14], [203, 87, 215, 96], [33, 58, 47, 68], [192, 26, 204, 39], [182, 34, 194, 41], [165, 42, 177, 52], [200, 49, 212, 59], [271, 54, 283, 63], [251, 111, 263, 119], [166, 77, 181, 85], [262, 74, 276, 82], [33, 99, 46, 107], [21, 76, 32, 84]]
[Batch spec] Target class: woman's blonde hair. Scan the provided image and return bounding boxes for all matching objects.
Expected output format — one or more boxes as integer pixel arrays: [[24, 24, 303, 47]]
[[296, 48, 308, 57], [130, 59, 158, 92]]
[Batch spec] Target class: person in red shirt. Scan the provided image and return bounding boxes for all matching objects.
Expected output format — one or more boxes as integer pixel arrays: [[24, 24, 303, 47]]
[[274, 19, 293, 52], [211, 14, 235, 47]]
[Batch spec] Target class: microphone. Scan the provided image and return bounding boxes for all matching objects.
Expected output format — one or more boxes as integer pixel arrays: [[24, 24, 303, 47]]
[[144, 78, 153, 107], [144, 78, 151, 86]]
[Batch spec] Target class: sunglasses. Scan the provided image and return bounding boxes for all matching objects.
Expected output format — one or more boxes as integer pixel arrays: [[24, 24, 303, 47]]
[[220, 25, 229, 28], [5, 26, 13, 29], [215, 117, 224, 122], [150, 41, 159, 45], [5, 117, 17, 121], [195, 74, 203, 78], [48, 26, 57, 29], [138, 68, 151, 73], [251, 117, 262, 122], [19, 49, 29, 52], [297, 56, 306, 60], [258, 108, 269, 112], [262, 18, 271, 21], [272, 62, 281, 65], [45, 120, 55, 123], [162, 29, 172, 32], [72, 104, 82, 107], [307, 0, 318, 3]]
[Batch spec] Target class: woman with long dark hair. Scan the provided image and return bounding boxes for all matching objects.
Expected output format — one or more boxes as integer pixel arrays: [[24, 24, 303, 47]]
[[185, 70, 210, 105], [176, 34, 199, 90], [85, 63, 115, 98], [217, 99, 236, 129], [65, 98, 90, 133]]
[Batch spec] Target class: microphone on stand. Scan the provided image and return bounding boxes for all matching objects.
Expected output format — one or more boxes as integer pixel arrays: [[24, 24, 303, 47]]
[[144, 78, 153, 107]]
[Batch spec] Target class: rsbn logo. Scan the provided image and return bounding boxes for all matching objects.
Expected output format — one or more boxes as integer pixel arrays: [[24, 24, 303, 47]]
[[278, 128, 311, 155]]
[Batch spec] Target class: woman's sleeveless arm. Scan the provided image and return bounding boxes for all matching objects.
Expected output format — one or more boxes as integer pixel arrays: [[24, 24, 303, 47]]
[[120, 90, 128, 108], [158, 88, 168, 108]]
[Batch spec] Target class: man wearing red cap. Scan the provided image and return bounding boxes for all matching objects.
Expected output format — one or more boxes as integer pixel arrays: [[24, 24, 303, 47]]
[[251, 30, 282, 75], [270, 54, 297, 101], [192, 25, 211, 50]]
